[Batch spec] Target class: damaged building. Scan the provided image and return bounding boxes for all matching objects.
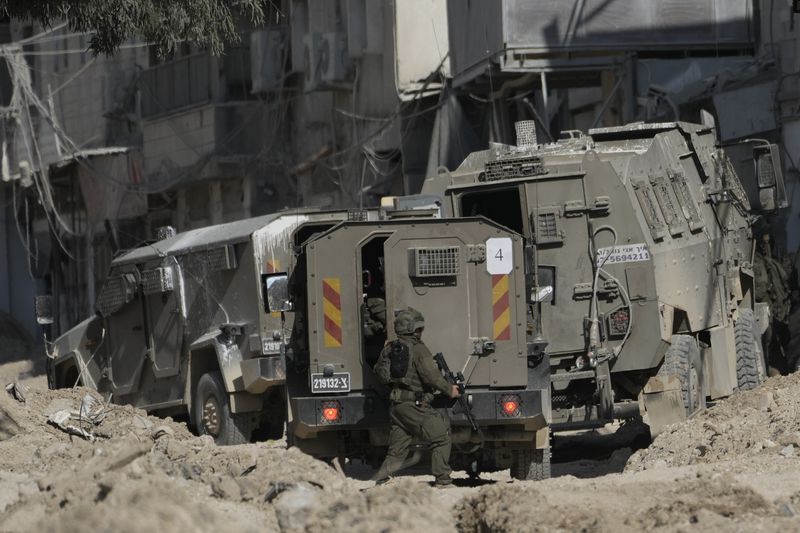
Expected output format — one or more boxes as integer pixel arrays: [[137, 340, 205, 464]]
[[0, 0, 798, 340]]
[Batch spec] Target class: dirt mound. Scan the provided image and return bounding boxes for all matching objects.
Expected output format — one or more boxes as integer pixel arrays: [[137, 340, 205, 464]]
[[455, 471, 795, 532], [303, 479, 453, 533], [627, 373, 800, 472], [0, 384, 355, 532]]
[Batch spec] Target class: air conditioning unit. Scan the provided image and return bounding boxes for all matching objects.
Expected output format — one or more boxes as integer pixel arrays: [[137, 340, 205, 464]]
[[303, 32, 325, 92], [320, 32, 351, 82], [251, 28, 286, 93]]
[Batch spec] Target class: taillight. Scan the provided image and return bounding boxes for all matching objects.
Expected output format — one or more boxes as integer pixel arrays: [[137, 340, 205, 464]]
[[321, 401, 341, 423], [500, 394, 521, 417]]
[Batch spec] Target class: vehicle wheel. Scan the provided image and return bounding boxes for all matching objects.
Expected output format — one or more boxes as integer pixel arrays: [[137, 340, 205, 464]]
[[735, 308, 764, 391], [194, 371, 255, 445], [510, 447, 551, 481], [658, 334, 706, 416]]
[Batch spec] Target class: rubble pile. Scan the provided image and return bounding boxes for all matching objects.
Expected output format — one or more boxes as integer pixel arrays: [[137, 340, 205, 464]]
[[0, 385, 370, 532], [627, 373, 800, 471]]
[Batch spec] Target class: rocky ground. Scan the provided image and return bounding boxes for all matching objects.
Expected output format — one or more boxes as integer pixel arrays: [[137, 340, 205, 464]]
[[3, 335, 800, 532]]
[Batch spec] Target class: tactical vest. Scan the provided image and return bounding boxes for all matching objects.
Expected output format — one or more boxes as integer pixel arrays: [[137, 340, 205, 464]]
[[373, 337, 423, 392]]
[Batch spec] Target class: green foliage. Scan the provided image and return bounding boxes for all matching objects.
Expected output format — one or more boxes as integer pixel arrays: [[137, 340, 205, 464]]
[[0, 0, 267, 55]]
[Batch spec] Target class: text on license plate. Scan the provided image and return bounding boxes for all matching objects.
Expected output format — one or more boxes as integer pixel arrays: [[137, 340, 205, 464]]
[[310, 372, 351, 393]]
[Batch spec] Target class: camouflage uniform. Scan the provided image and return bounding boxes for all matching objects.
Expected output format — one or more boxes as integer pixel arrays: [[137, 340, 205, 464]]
[[372, 308, 454, 486], [362, 297, 387, 338], [755, 251, 793, 373], [754, 252, 791, 322]]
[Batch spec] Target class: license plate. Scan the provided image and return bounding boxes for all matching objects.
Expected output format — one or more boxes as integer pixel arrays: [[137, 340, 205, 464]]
[[311, 372, 351, 393], [262, 340, 282, 353]]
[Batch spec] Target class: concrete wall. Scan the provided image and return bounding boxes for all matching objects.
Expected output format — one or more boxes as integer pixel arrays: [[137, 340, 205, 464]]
[[143, 105, 216, 180]]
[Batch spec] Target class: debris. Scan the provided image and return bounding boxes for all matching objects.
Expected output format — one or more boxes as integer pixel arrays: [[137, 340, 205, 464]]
[[45, 393, 109, 441], [151, 425, 174, 440], [273, 482, 319, 531], [780, 445, 795, 458], [4, 382, 28, 403], [332, 456, 346, 479], [47, 409, 97, 440]]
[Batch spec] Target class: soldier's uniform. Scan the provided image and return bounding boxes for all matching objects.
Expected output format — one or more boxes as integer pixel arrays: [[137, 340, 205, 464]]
[[372, 307, 454, 487], [362, 297, 387, 338], [755, 251, 793, 373]]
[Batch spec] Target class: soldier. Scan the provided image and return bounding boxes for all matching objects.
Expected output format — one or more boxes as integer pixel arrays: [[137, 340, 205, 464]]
[[372, 307, 460, 487], [362, 297, 387, 338], [754, 243, 792, 374]]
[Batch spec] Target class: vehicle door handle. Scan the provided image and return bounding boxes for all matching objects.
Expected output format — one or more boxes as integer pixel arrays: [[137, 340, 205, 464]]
[[132, 325, 143, 331]]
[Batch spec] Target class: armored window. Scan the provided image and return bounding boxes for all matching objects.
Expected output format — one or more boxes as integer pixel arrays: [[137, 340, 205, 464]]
[[410, 247, 460, 277], [632, 180, 667, 241], [669, 170, 704, 232], [142, 267, 175, 295], [96, 273, 137, 316], [649, 175, 688, 237], [533, 207, 563, 245]]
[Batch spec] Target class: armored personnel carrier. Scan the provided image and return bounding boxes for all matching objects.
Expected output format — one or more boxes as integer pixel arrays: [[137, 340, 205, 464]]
[[418, 121, 785, 434], [46, 210, 352, 445]]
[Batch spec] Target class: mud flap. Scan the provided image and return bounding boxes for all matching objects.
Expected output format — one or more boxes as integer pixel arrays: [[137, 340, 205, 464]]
[[754, 302, 770, 336], [641, 375, 685, 439]]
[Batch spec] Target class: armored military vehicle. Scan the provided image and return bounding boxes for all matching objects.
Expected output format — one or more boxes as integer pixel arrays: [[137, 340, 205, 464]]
[[46, 210, 353, 445], [282, 215, 551, 479], [418, 121, 785, 434]]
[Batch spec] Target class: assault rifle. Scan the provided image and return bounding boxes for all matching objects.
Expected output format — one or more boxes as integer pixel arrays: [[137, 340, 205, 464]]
[[433, 352, 481, 436]]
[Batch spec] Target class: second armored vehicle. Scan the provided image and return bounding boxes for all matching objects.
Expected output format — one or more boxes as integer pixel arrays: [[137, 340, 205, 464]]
[[419, 121, 784, 434]]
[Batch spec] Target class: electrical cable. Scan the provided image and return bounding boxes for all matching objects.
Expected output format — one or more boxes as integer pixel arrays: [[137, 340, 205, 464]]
[[16, 23, 69, 45], [72, 327, 106, 388], [587, 224, 619, 360], [18, 42, 152, 56]]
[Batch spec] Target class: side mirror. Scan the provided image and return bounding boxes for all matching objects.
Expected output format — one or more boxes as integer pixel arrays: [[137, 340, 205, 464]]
[[34, 295, 53, 325], [264, 274, 292, 312], [754, 144, 788, 212]]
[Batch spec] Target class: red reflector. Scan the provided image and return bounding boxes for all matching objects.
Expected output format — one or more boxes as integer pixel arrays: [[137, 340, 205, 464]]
[[321, 401, 341, 422]]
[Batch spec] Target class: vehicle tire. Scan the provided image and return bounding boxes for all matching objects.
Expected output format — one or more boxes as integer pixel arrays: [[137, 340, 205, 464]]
[[657, 334, 706, 416], [510, 447, 551, 481], [194, 371, 255, 445], [735, 308, 764, 392]]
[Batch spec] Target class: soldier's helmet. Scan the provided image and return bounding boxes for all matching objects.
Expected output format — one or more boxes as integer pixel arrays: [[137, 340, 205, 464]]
[[409, 307, 425, 331], [394, 307, 425, 335]]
